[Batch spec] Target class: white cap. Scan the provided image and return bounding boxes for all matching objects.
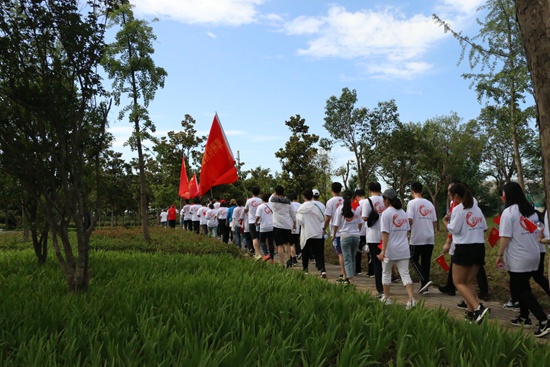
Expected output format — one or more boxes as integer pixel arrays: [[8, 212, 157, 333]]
[[312, 189, 320, 197]]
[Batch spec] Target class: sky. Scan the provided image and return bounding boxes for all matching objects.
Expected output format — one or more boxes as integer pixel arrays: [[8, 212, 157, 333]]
[[106, 0, 488, 175]]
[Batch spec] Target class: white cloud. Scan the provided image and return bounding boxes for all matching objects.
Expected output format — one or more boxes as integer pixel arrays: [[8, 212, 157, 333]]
[[132, 0, 265, 26], [280, 2, 483, 78], [207, 31, 217, 38]]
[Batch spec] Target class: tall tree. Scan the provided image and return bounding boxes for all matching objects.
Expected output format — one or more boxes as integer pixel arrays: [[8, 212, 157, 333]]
[[434, 0, 534, 189], [275, 115, 319, 196], [0, 0, 112, 292], [324, 88, 400, 191], [102, 4, 167, 241], [514, 0, 550, 213]]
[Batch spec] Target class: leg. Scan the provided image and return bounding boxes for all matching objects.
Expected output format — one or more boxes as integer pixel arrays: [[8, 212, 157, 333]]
[[368, 242, 384, 295], [453, 264, 480, 311], [532, 253, 550, 297]]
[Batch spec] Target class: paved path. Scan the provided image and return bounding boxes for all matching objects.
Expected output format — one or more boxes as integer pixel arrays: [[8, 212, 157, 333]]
[[312, 262, 550, 342]]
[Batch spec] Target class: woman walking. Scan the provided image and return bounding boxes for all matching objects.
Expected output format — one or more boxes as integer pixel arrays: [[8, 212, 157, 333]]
[[495, 182, 550, 337], [443, 183, 489, 324], [377, 189, 416, 308], [333, 190, 362, 285]]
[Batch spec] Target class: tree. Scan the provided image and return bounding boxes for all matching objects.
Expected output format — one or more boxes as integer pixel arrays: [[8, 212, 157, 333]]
[[275, 115, 319, 196], [311, 137, 334, 202], [324, 88, 400, 191], [377, 122, 422, 203], [514, 1, 550, 213], [0, 0, 113, 292], [102, 4, 167, 241], [434, 0, 534, 189]]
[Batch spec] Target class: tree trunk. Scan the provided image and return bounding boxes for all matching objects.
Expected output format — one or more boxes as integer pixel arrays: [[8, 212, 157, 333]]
[[515, 0, 550, 211]]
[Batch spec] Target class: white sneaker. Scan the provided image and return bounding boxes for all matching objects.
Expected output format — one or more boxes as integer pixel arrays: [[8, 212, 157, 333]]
[[406, 299, 417, 310], [418, 281, 433, 294], [379, 296, 392, 305]]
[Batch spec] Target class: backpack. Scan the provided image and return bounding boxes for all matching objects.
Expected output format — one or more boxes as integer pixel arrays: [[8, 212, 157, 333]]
[[366, 198, 380, 227]]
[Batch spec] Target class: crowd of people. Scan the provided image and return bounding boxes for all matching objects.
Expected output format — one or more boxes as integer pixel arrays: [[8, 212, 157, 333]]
[[162, 180, 550, 338]]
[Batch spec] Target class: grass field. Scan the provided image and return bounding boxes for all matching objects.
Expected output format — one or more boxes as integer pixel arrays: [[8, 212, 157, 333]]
[[0, 227, 550, 366]]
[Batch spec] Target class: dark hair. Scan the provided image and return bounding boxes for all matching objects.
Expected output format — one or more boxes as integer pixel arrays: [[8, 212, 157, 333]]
[[287, 193, 296, 201], [410, 182, 423, 193], [502, 182, 535, 217], [302, 189, 313, 201], [355, 188, 365, 197], [236, 199, 244, 206], [383, 196, 403, 210], [209, 204, 214, 209], [251, 187, 260, 196], [368, 182, 381, 193], [341, 190, 355, 218], [450, 183, 474, 209], [261, 193, 271, 202], [331, 182, 343, 194], [274, 185, 285, 195]]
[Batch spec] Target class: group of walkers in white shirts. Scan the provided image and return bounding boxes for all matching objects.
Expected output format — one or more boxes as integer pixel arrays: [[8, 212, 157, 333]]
[[175, 178, 550, 338]]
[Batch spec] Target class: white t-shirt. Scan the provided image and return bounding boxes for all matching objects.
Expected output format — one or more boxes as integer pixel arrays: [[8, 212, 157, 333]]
[[206, 208, 218, 227], [380, 206, 410, 260], [362, 195, 386, 243], [325, 196, 344, 237], [233, 206, 244, 227], [500, 204, 540, 272], [270, 194, 295, 230], [291, 201, 301, 234], [255, 203, 274, 232], [183, 204, 192, 220], [190, 204, 201, 221], [447, 203, 487, 244], [217, 206, 229, 220], [358, 198, 367, 236], [333, 206, 362, 236], [160, 211, 168, 222], [245, 197, 262, 224], [406, 197, 437, 245], [199, 206, 208, 225]]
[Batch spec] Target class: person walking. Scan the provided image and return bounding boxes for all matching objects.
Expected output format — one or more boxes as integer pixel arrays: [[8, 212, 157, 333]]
[[160, 209, 168, 227], [443, 183, 489, 324], [270, 185, 296, 267], [333, 190, 362, 285], [407, 182, 437, 295], [377, 189, 416, 309], [495, 182, 550, 337], [324, 182, 346, 282], [245, 187, 263, 260], [167, 204, 177, 229], [296, 189, 326, 278], [256, 194, 275, 262]]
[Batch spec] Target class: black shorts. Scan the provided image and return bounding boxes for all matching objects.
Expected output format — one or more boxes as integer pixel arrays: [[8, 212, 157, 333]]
[[249, 224, 259, 240], [273, 227, 292, 246], [452, 243, 485, 267]]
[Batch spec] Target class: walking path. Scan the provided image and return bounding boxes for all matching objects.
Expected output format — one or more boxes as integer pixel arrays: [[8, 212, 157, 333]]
[[314, 262, 550, 342]]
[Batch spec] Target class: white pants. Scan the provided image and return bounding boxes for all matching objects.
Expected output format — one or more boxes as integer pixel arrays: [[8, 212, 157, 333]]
[[382, 258, 413, 286]]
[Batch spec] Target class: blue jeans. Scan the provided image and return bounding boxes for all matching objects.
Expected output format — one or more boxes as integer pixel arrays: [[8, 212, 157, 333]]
[[341, 235, 360, 279]]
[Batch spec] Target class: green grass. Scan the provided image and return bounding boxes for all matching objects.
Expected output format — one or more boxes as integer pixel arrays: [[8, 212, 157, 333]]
[[0, 227, 550, 365]]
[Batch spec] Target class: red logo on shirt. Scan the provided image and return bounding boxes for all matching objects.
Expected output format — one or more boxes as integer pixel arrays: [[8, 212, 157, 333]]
[[251, 201, 261, 208], [374, 202, 385, 214], [263, 206, 272, 214], [466, 212, 483, 228], [393, 214, 407, 227], [419, 205, 431, 217]]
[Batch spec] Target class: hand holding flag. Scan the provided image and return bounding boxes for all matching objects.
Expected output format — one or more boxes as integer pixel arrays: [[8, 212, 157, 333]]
[[435, 254, 450, 272]]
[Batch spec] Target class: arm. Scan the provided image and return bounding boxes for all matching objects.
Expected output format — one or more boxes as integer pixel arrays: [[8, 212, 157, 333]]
[[378, 232, 389, 260], [495, 237, 510, 268]]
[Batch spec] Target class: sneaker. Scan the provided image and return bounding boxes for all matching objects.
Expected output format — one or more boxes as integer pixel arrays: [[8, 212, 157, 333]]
[[534, 321, 550, 338], [320, 271, 327, 279], [474, 304, 490, 324], [418, 281, 433, 294], [376, 292, 384, 299], [503, 300, 520, 311], [296, 253, 302, 260], [254, 254, 262, 260], [286, 259, 292, 269], [464, 311, 475, 322], [510, 316, 532, 327], [391, 275, 401, 283], [406, 299, 417, 310], [380, 296, 392, 305], [422, 290, 430, 296], [438, 286, 456, 296], [356, 272, 363, 276], [291, 257, 298, 266], [262, 254, 271, 262], [336, 278, 345, 284], [303, 269, 309, 274], [457, 301, 468, 310], [269, 259, 274, 264]]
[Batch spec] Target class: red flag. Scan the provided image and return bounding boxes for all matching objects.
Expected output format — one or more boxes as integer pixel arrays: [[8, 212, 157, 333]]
[[493, 215, 501, 225], [189, 174, 200, 198], [520, 216, 538, 233], [199, 114, 238, 195], [178, 156, 190, 199], [435, 254, 450, 272], [351, 197, 359, 210], [488, 227, 499, 248]]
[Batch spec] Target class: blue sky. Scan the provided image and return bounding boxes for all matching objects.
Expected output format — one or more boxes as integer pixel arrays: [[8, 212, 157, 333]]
[[107, 0, 488, 175]]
